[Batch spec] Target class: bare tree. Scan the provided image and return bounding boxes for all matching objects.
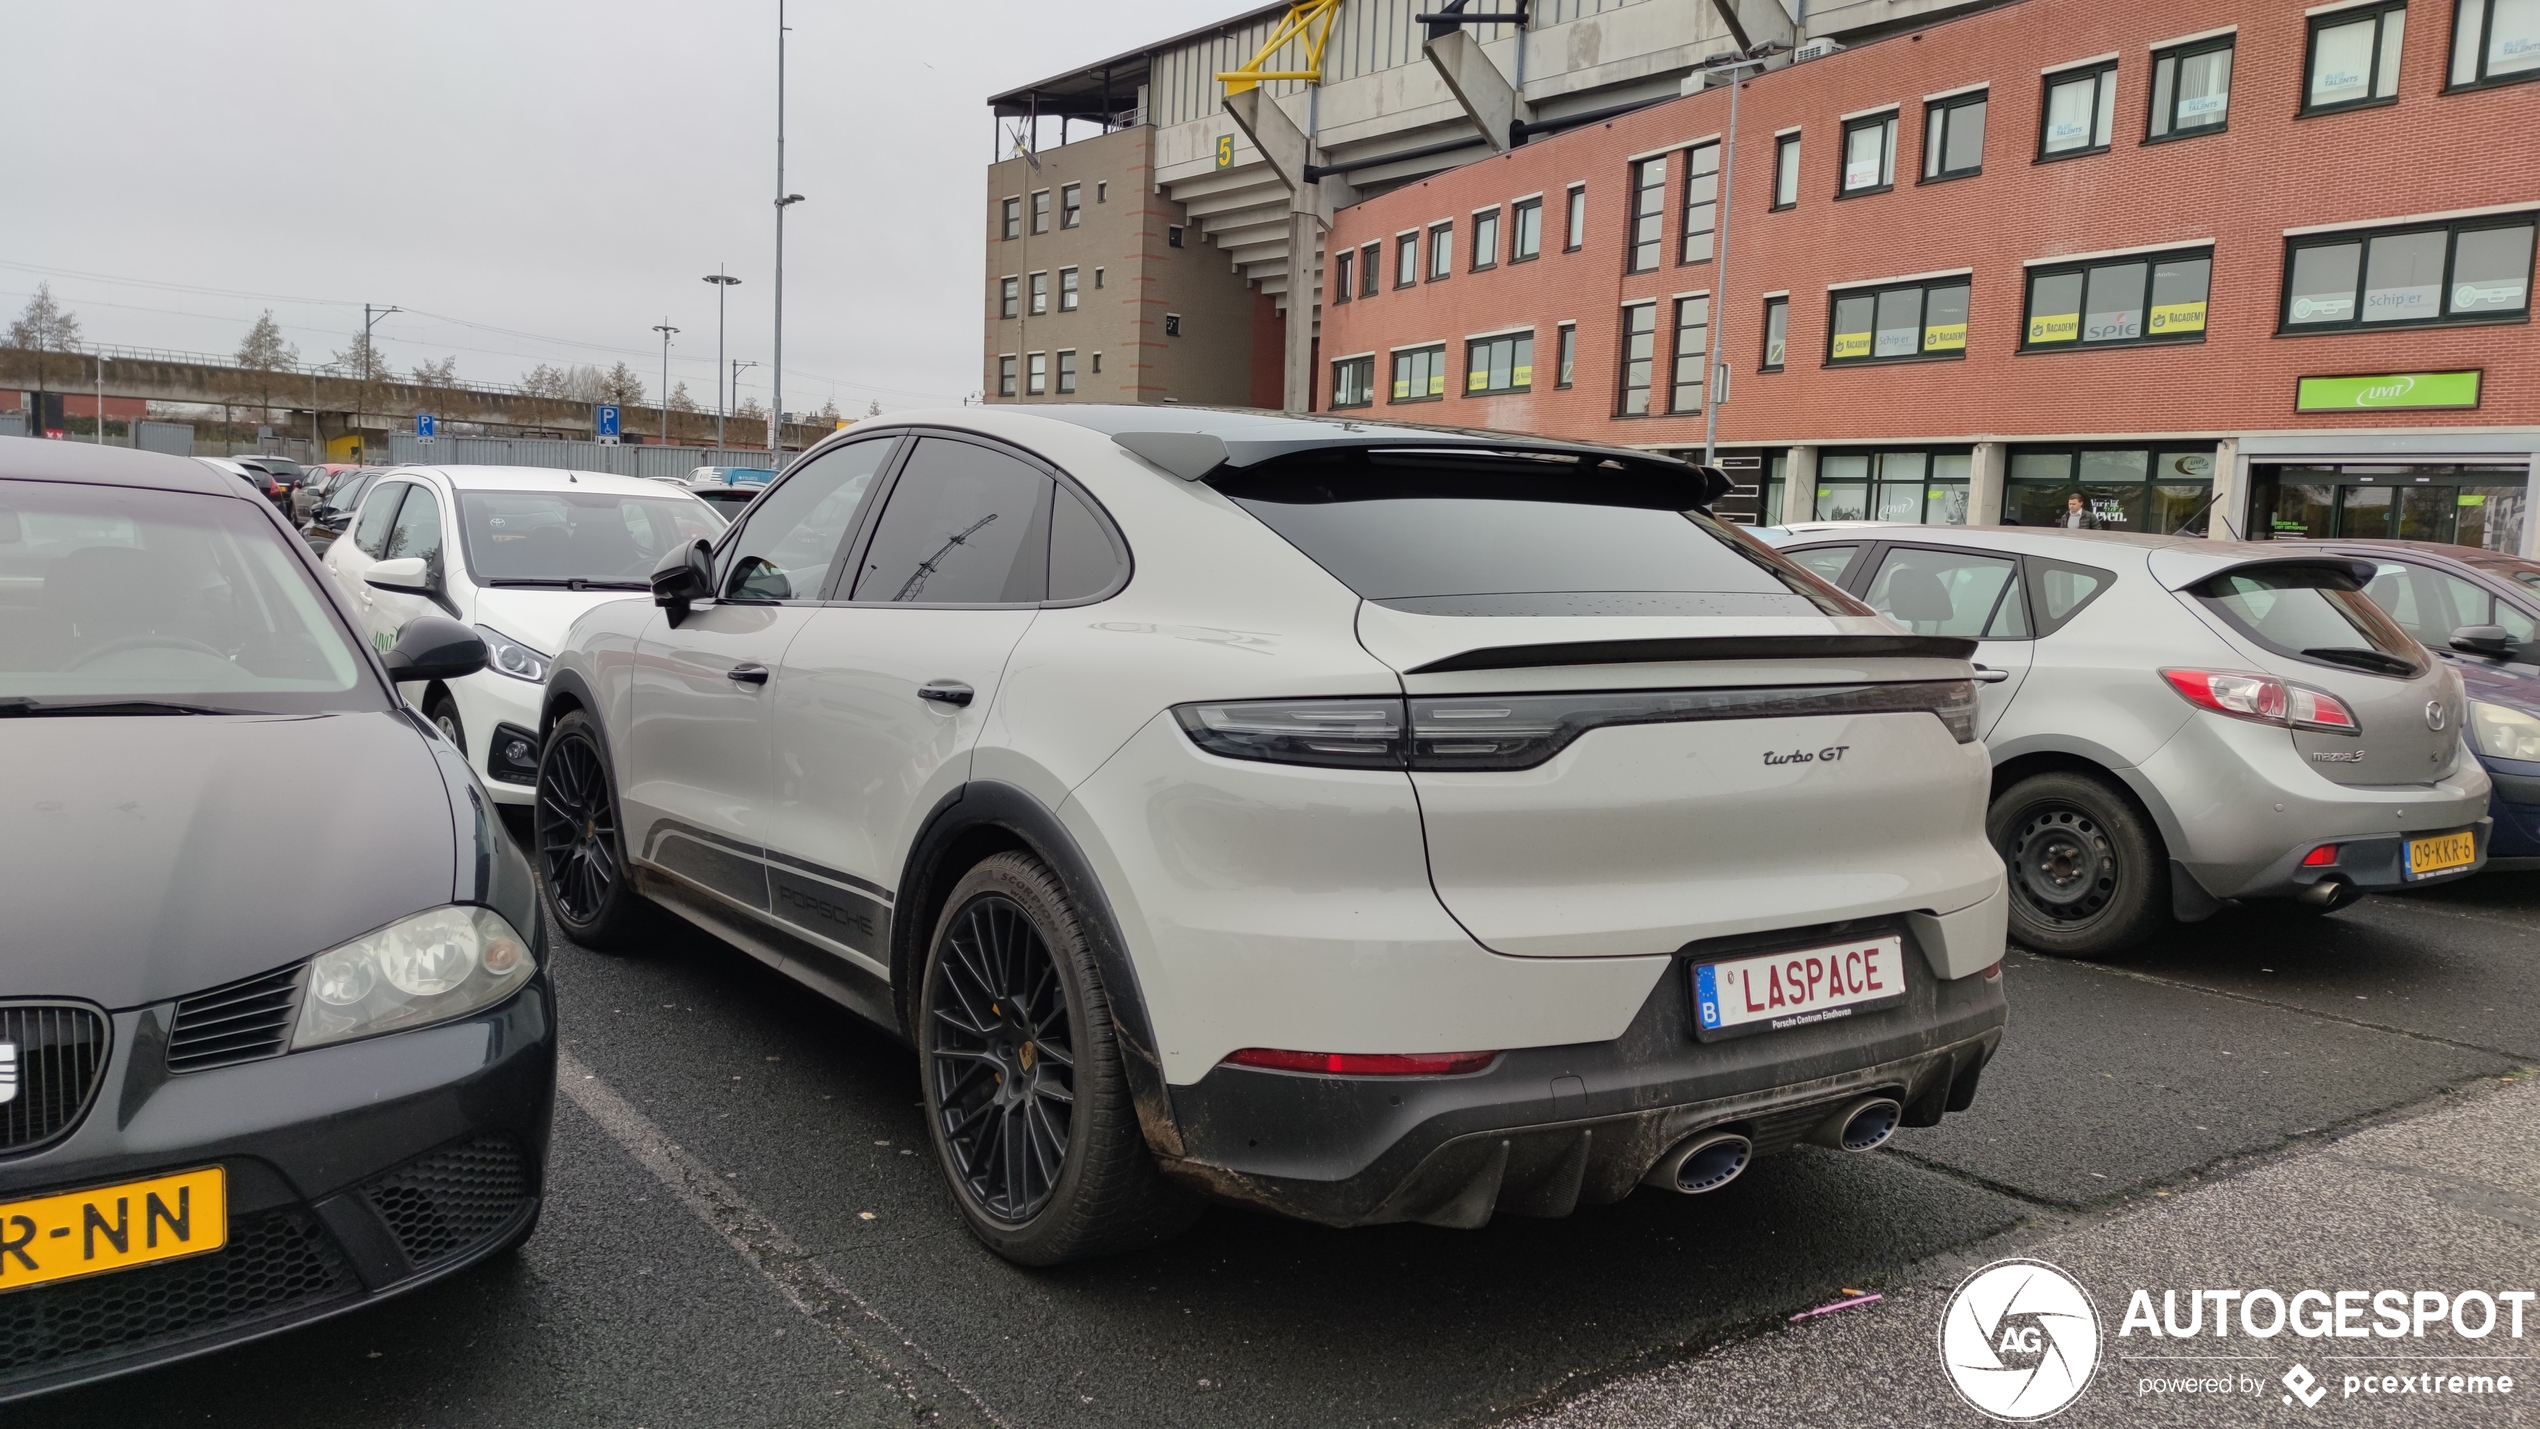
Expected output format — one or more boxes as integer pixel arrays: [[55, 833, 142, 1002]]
[[667, 381, 698, 412], [812, 397, 842, 426], [8, 283, 83, 393], [866, 399, 882, 417], [331, 333, 395, 382], [410, 355, 460, 387], [598, 362, 646, 405], [520, 363, 572, 400], [235, 311, 298, 370], [735, 396, 768, 421]]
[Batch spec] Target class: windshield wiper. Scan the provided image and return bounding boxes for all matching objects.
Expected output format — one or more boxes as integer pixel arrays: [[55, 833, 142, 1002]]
[[2302, 646, 2418, 676], [0, 698, 250, 717], [483, 578, 651, 591]]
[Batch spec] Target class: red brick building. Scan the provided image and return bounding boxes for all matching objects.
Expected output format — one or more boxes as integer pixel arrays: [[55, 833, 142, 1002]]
[[1315, 0, 2540, 552]]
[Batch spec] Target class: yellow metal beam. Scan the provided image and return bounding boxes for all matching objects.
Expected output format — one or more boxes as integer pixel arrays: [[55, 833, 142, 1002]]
[[1215, 0, 1343, 95]]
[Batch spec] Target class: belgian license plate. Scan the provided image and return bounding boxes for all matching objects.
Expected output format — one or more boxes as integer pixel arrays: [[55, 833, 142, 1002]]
[[2406, 830, 2477, 879], [0, 1167, 226, 1294], [1691, 935, 1907, 1042]]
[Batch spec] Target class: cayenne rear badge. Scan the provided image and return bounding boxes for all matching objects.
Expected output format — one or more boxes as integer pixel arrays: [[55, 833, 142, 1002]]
[[0, 1041, 16, 1106]]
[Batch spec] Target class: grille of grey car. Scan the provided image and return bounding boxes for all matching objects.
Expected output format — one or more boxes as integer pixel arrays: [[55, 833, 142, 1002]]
[[0, 1004, 109, 1154], [166, 965, 302, 1073]]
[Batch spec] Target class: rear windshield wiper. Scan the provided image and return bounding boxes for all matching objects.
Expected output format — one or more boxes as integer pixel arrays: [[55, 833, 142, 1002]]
[[2301, 646, 2418, 676], [483, 578, 652, 590], [0, 698, 250, 717]]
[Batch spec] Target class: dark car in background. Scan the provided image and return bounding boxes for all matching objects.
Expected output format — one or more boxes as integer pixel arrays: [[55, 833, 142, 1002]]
[[0, 441, 555, 1401], [300, 467, 386, 555], [2327, 540, 2540, 869]]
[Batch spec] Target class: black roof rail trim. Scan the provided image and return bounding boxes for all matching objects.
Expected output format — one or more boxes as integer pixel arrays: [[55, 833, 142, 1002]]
[[1403, 633, 1978, 675]]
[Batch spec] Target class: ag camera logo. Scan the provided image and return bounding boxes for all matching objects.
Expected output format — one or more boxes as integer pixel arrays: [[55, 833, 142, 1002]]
[[1941, 1259, 2102, 1421]]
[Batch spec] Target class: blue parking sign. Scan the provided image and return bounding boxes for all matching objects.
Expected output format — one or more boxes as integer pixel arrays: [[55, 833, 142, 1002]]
[[415, 412, 437, 439], [595, 404, 621, 439]]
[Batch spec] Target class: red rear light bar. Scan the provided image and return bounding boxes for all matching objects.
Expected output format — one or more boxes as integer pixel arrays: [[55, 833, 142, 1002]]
[[1223, 1048, 1500, 1076]]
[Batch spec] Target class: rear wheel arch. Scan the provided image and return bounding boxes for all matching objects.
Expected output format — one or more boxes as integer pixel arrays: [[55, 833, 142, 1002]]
[[895, 782, 1182, 1157], [1991, 749, 2180, 856]]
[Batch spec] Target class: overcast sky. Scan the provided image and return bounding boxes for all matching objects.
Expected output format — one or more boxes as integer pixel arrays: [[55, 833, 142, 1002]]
[[1, 0, 1232, 415]]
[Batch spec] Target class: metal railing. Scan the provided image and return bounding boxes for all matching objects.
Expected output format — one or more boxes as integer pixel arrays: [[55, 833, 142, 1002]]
[[385, 433, 791, 480]]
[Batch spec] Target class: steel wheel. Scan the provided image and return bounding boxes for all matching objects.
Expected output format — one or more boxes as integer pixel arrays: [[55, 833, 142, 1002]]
[[2006, 803, 2118, 928], [536, 728, 619, 926], [928, 893, 1076, 1224]]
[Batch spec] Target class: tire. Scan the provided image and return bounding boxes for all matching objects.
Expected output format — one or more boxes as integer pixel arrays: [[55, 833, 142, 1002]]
[[919, 852, 1196, 1265], [425, 688, 466, 759], [1989, 771, 2168, 958], [532, 710, 654, 952]]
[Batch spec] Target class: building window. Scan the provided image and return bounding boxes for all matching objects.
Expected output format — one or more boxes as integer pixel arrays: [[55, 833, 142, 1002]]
[[1390, 345, 1447, 403], [1670, 297, 1710, 413], [2022, 249, 2211, 349], [1829, 277, 1972, 363], [1164, 313, 1182, 337], [1472, 208, 1501, 271], [1617, 302, 1658, 414], [1361, 242, 1381, 297], [2451, 0, 2540, 88], [1092, 352, 1103, 374], [1028, 272, 1048, 316], [1055, 350, 1077, 395], [1026, 352, 1047, 395], [1167, 225, 1184, 248], [1096, 181, 1108, 203], [2038, 62, 2118, 158], [2307, 2, 2406, 112], [1512, 197, 1543, 261], [1760, 295, 1790, 370], [1839, 112, 1898, 195], [1773, 134, 1801, 209], [998, 276, 1019, 320], [1680, 142, 1720, 262], [2281, 214, 2535, 331], [1060, 183, 1082, 228], [1094, 266, 1106, 289], [2148, 35, 2234, 140], [1626, 157, 1667, 272], [1923, 92, 1986, 180], [1334, 249, 1353, 302], [997, 355, 1017, 397], [1815, 450, 1978, 525], [1429, 222, 1454, 279], [1396, 232, 1419, 287], [1466, 330, 1534, 394], [1031, 190, 1051, 234], [1000, 197, 1021, 241], [2007, 447, 2216, 533], [1331, 355, 1375, 409], [1556, 322, 1576, 387], [1059, 268, 1080, 312], [1565, 183, 1587, 251]]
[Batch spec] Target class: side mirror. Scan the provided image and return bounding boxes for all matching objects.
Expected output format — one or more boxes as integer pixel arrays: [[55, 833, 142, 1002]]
[[381, 615, 486, 683], [652, 538, 715, 626], [2452, 624, 2513, 657], [364, 556, 434, 592]]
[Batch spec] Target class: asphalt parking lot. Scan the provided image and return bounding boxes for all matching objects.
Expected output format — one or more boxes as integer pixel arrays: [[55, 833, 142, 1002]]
[[39, 869, 2540, 1428]]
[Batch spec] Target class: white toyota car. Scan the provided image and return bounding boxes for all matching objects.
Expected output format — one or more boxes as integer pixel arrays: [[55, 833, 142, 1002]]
[[533, 408, 2010, 1263], [322, 465, 725, 803]]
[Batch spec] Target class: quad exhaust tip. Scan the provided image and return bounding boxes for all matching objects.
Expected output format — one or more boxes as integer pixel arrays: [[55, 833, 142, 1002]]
[[1644, 1130, 1754, 1194], [1811, 1095, 1904, 1153]]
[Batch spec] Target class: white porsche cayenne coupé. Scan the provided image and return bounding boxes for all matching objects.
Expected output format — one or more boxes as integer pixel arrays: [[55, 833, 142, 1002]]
[[532, 406, 2010, 1264]]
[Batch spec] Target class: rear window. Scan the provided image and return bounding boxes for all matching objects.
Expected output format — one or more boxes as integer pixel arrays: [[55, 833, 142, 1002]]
[[1210, 449, 1866, 618], [2193, 564, 2424, 678]]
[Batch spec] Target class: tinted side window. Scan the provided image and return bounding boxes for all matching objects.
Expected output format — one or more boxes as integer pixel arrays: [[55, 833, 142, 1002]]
[[849, 438, 1051, 604], [353, 482, 410, 558], [1786, 544, 1860, 586], [2030, 558, 2115, 635], [1047, 484, 1125, 602], [383, 484, 443, 569], [720, 439, 895, 602], [1864, 547, 2025, 639]]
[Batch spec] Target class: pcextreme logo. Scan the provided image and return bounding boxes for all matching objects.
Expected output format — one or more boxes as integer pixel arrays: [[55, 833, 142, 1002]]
[[1940, 1259, 2102, 1421]]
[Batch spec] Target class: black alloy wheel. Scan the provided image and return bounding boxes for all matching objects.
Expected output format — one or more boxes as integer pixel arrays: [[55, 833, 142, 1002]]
[[533, 710, 649, 949], [928, 892, 1077, 1223], [1988, 770, 2166, 958]]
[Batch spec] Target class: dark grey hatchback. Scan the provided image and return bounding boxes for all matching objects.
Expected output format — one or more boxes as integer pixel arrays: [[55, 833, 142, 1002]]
[[0, 441, 554, 1400]]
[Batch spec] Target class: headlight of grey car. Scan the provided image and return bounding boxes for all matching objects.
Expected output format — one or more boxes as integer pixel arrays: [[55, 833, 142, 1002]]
[[293, 905, 537, 1050], [474, 625, 552, 683], [2469, 701, 2540, 762]]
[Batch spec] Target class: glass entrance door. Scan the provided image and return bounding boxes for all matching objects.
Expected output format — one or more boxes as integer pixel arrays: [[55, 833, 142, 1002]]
[[2255, 464, 2528, 550]]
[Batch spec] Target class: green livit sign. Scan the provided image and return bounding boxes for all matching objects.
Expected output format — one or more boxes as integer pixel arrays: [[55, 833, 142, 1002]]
[[2296, 370, 2482, 411]]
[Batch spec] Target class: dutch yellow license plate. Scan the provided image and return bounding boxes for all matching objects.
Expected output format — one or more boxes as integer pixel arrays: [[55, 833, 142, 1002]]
[[2407, 831, 2477, 878], [0, 1167, 226, 1294]]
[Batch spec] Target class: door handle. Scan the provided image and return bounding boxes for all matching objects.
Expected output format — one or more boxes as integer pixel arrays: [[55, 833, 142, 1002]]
[[918, 679, 975, 708], [727, 663, 770, 686], [1972, 664, 2011, 685]]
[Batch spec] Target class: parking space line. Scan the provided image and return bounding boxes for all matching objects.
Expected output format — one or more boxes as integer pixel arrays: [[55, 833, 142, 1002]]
[[557, 1050, 1008, 1429], [2030, 953, 2529, 1059]]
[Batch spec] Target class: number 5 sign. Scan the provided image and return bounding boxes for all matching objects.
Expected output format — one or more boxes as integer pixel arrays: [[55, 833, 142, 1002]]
[[1215, 133, 1234, 169]]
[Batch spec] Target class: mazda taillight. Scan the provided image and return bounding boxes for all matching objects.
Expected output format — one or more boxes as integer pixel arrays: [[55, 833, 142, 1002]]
[[2160, 669, 2359, 734], [1222, 1048, 1499, 1076]]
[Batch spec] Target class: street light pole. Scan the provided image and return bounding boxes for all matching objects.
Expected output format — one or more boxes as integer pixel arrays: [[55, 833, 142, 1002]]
[[703, 269, 742, 449], [732, 358, 760, 449], [359, 302, 400, 463], [652, 321, 680, 442], [772, 0, 804, 463], [1701, 52, 1770, 469]]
